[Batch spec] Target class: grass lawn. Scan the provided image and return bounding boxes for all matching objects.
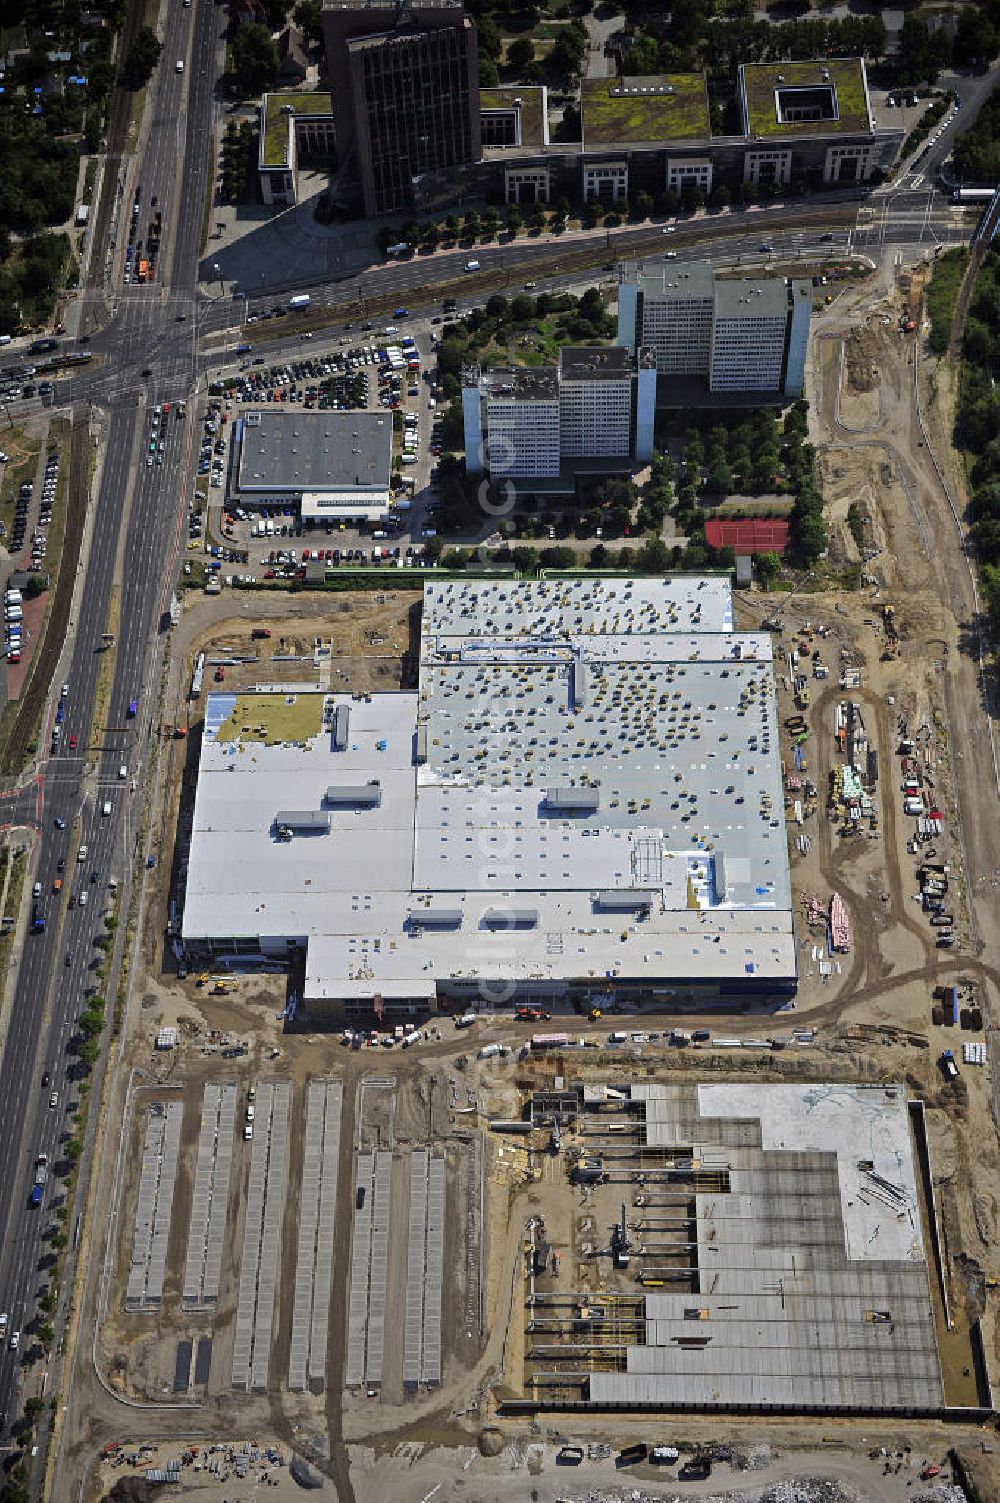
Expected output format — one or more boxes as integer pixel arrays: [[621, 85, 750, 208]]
[[926, 247, 969, 355], [582, 74, 710, 145], [740, 57, 869, 137], [262, 91, 333, 167], [0, 427, 43, 545], [217, 690, 325, 745]]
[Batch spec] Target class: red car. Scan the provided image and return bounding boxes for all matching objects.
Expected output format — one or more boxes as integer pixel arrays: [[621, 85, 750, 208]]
[[69, 734, 78, 750]]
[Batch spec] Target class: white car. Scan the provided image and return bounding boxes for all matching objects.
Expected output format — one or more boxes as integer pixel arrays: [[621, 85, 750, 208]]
[[9, 1331, 19, 1351], [118, 764, 127, 780], [49, 1092, 58, 1109], [464, 259, 480, 272], [244, 1123, 253, 1140], [0, 1313, 7, 1333], [101, 799, 111, 816]]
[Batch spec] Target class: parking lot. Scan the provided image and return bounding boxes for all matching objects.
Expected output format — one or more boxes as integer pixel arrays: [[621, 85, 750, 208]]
[[195, 330, 446, 579]]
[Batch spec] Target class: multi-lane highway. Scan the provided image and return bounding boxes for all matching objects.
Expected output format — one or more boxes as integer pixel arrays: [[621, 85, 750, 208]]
[[0, 0, 224, 1453], [0, 0, 992, 1478]]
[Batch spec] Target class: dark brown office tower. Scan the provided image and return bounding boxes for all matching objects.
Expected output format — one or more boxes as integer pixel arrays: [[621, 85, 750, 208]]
[[323, 0, 480, 216]]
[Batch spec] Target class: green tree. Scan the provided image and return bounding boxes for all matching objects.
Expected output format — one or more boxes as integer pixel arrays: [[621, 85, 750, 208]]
[[479, 53, 499, 86], [507, 36, 535, 72], [954, 6, 999, 68], [231, 23, 279, 97], [292, 0, 323, 44], [538, 545, 575, 570], [463, 208, 481, 239], [119, 25, 161, 89], [259, 0, 289, 27], [478, 15, 502, 57], [755, 551, 781, 587], [505, 205, 523, 237]]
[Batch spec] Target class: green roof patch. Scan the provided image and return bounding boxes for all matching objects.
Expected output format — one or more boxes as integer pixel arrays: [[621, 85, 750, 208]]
[[740, 58, 871, 139], [480, 85, 547, 148], [581, 74, 710, 147], [217, 691, 325, 746], [261, 91, 334, 169]]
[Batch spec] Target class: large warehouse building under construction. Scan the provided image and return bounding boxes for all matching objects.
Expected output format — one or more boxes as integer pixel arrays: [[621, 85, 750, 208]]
[[180, 577, 796, 1018]]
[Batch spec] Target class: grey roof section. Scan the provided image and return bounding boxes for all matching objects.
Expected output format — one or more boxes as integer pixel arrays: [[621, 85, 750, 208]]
[[481, 366, 558, 401], [183, 1083, 238, 1307], [559, 345, 635, 381], [588, 1083, 944, 1413], [619, 261, 715, 299], [325, 783, 382, 806], [346, 1149, 393, 1389], [237, 410, 392, 493], [713, 276, 791, 319], [125, 1103, 183, 1311], [276, 810, 332, 831], [232, 1083, 290, 1393], [289, 1080, 342, 1391], [544, 786, 601, 812], [408, 906, 463, 927], [595, 888, 655, 910]]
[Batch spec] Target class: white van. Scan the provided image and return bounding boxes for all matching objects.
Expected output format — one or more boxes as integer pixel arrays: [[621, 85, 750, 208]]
[[5, 607, 22, 623], [175, 58, 184, 73], [265, 518, 274, 536], [464, 259, 480, 272], [5, 590, 22, 604]]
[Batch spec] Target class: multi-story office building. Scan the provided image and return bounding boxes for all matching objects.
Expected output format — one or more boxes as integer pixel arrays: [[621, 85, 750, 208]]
[[467, 366, 561, 478], [322, 0, 480, 216], [710, 278, 811, 394], [559, 346, 636, 459], [463, 346, 656, 480], [617, 263, 715, 377], [618, 262, 812, 399]]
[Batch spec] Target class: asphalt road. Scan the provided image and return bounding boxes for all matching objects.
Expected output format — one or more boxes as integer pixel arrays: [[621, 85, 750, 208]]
[[0, 11, 992, 1471], [0, 0, 223, 1445]]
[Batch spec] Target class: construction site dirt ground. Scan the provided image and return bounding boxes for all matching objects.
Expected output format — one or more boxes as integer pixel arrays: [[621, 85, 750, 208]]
[[57, 265, 1000, 1503]]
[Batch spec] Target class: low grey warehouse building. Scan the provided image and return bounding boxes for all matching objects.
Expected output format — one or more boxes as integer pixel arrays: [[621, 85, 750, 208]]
[[234, 408, 394, 522]]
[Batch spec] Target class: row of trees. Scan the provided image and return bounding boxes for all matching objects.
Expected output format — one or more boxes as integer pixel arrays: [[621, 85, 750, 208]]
[[956, 251, 1000, 637], [378, 168, 855, 265], [0, 970, 110, 1500], [954, 82, 1000, 187], [479, 16, 587, 89], [622, 12, 887, 78]]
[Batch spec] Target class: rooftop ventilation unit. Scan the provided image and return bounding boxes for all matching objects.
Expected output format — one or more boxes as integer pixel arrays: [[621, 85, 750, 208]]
[[483, 908, 539, 929], [324, 782, 381, 807], [594, 889, 655, 912]]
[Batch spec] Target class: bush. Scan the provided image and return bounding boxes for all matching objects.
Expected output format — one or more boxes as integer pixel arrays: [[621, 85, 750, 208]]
[[119, 25, 161, 89]]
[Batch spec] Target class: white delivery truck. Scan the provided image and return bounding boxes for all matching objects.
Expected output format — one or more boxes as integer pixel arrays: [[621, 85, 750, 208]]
[[287, 294, 311, 310]]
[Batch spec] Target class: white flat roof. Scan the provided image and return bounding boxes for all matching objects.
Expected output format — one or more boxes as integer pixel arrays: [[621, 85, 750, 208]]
[[182, 578, 796, 1001]]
